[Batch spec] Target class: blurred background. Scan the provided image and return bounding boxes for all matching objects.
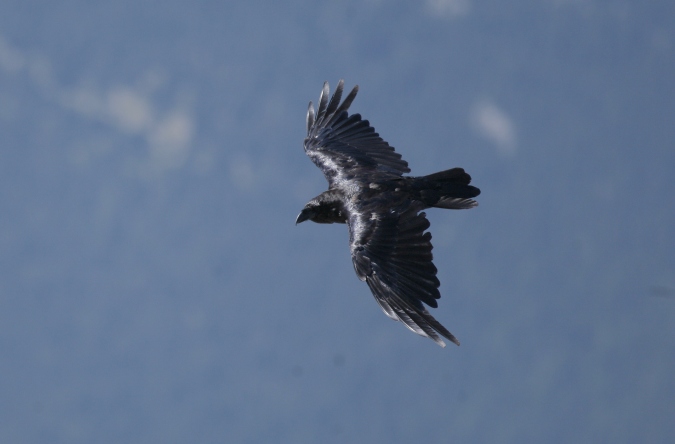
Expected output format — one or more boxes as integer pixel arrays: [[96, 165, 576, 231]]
[[1, 1, 673, 442]]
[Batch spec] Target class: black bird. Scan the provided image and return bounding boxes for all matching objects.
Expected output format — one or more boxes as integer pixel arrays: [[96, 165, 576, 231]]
[[296, 80, 480, 347]]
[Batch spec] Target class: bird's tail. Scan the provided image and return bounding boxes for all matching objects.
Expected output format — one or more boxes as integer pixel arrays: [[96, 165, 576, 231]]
[[419, 168, 480, 210]]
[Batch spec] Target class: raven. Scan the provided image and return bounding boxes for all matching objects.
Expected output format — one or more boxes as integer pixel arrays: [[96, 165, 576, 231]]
[[296, 80, 480, 347]]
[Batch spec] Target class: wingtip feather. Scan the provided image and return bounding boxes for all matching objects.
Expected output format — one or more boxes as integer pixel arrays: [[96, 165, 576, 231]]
[[306, 101, 315, 134], [317, 81, 330, 118], [325, 79, 344, 117]]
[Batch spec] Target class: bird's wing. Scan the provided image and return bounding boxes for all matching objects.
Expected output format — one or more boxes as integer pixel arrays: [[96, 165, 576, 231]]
[[304, 80, 410, 187], [348, 202, 459, 347]]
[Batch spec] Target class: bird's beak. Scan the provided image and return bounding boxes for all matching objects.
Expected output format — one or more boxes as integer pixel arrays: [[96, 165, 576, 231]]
[[295, 210, 309, 225]]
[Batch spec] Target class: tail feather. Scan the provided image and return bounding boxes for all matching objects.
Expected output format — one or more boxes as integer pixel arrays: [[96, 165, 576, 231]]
[[435, 197, 478, 209], [424, 167, 472, 185], [418, 168, 480, 210]]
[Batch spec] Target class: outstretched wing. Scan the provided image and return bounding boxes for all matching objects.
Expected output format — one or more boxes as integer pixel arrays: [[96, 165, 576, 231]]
[[348, 202, 459, 347], [304, 80, 410, 187]]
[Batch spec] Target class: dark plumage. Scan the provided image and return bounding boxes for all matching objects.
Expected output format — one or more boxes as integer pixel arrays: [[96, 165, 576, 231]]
[[296, 80, 480, 347]]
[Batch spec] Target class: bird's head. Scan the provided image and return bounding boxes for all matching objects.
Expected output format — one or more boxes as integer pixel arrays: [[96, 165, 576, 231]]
[[296, 194, 347, 225]]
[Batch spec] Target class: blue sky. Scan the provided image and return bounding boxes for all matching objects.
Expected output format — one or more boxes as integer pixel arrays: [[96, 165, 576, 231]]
[[1, 1, 674, 442]]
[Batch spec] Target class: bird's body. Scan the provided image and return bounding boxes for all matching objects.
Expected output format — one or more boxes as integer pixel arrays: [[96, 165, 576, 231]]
[[296, 80, 480, 347]]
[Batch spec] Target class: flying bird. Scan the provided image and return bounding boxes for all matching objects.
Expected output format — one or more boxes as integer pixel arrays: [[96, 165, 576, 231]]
[[296, 80, 480, 347]]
